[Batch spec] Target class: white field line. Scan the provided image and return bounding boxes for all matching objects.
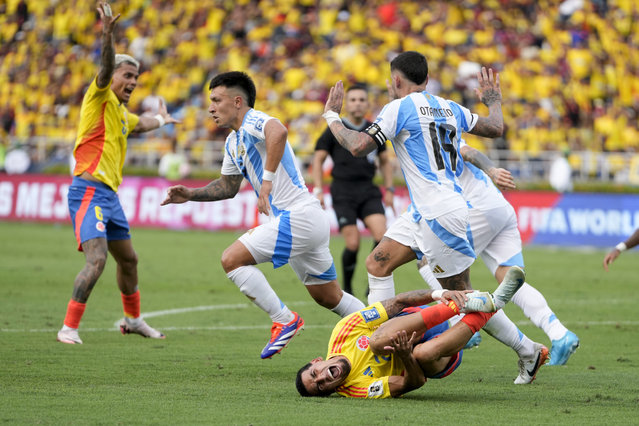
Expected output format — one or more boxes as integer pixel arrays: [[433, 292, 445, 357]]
[[1, 301, 638, 333]]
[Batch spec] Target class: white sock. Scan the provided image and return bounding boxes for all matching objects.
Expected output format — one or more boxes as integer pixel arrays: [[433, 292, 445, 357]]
[[124, 316, 142, 327], [511, 283, 568, 341], [331, 292, 366, 317], [227, 266, 293, 324], [367, 273, 395, 305], [418, 264, 442, 291], [482, 310, 536, 359]]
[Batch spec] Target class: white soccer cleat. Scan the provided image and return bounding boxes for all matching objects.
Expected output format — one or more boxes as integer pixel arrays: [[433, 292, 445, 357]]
[[492, 266, 526, 310], [461, 291, 496, 313], [514, 343, 549, 384], [57, 327, 83, 344], [119, 318, 165, 339]]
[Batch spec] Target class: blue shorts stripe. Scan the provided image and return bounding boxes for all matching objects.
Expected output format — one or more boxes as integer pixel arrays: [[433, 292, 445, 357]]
[[426, 218, 475, 258], [68, 177, 130, 249], [500, 252, 524, 268], [309, 262, 337, 281], [272, 211, 292, 268]]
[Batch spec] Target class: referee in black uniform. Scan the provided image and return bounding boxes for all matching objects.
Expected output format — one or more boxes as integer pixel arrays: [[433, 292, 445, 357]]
[[312, 83, 394, 296]]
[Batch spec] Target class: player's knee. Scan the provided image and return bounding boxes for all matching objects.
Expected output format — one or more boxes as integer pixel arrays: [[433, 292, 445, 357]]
[[365, 253, 389, 276], [368, 333, 390, 355], [119, 252, 138, 272], [86, 253, 107, 275], [220, 249, 236, 273]]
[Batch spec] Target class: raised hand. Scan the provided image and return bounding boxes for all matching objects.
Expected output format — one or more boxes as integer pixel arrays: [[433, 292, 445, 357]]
[[475, 67, 501, 107], [157, 98, 182, 125], [324, 81, 344, 115], [96, 2, 120, 33]]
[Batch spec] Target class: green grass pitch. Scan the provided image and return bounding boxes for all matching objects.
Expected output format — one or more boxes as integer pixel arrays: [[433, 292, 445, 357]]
[[1, 221, 637, 424]]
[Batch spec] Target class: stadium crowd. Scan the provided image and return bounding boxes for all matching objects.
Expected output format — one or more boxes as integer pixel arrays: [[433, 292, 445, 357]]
[[1, 0, 638, 171]]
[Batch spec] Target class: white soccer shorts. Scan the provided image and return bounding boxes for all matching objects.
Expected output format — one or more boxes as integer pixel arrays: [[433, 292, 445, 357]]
[[469, 203, 524, 276], [385, 208, 476, 278], [239, 202, 337, 285]]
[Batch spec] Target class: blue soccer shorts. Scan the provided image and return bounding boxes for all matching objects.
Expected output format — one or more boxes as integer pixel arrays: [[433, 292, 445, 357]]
[[396, 305, 463, 379], [67, 176, 130, 251]]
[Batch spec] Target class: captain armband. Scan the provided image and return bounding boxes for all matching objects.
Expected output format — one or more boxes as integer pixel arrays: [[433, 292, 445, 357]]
[[363, 123, 387, 149]]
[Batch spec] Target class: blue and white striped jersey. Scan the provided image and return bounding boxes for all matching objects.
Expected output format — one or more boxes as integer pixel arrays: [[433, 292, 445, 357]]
[[456, 161, 508, 212], [371, 91, 478, 220], [221, 109, 314, 216]]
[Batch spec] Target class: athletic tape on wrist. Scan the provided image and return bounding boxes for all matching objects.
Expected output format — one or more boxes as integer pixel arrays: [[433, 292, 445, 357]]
[[616, 242, 627, 252], [431, 289, 444, 300], [262, 170, 276, 181], [154, 114, 166, 127], [322, 111, 341, 126]]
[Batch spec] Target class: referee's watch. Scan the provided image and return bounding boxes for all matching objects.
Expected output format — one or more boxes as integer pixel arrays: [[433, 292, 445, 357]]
[[385, 186, 395, 194]]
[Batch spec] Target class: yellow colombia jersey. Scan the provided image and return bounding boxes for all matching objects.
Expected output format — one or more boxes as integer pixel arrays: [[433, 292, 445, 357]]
[[327, 302, 405, 398], [73, 77, 140, 192]]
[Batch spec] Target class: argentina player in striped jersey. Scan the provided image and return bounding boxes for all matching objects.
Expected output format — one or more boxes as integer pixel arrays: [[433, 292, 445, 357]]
[[323, 51, 504, 309], [162, 72, 365, 359]]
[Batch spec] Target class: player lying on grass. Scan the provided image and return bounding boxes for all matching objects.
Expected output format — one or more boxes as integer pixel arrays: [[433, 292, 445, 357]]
[[417, 143, 579, 370], [296, 266, 547, 398]]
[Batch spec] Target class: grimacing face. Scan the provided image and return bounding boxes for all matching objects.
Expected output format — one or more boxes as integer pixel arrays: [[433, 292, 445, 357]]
[[111, 63, 139, 104], [208, 85, 243, 129], [344, 88, 369, 121], [300, 357, 351, 396]]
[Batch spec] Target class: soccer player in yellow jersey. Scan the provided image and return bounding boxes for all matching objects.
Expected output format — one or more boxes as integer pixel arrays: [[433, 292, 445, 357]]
[[296, 267, 545, 398], [57, 2, 179, 345]]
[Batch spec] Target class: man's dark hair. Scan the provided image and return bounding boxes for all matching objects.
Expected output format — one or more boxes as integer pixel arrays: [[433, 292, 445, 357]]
[[295, 363, 313, 397], [390, 51, 428, 85], [208, 71, 256, 108], [346, 82, 368, 94]]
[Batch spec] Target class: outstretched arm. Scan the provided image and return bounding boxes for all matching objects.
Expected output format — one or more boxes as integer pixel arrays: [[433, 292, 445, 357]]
[[603, 228, 639, 271], [469, 67, 503, 138], [95, 2, 121, 89], [379, 289, 470, 319], [133, 98, 181, 133], [323, 81, 378, 157], [161, 174, 243, 205], [460, 145, 515, 191]]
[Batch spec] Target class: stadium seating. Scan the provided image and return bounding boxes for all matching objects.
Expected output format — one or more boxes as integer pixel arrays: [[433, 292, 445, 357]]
[[0, 0, 637, 175]]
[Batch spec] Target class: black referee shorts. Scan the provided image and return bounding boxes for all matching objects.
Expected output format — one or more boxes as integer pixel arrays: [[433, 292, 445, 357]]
[[330, 181, 385, 230]]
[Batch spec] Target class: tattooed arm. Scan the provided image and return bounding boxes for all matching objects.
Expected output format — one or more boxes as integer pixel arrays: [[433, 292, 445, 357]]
[[380, 289, 470, 318], [460, 145, 516, 190], [469, 67, 503, 138], [323, 81, 379, 157], [161, 174, 244, 205], [95, 2, 121, 89]]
